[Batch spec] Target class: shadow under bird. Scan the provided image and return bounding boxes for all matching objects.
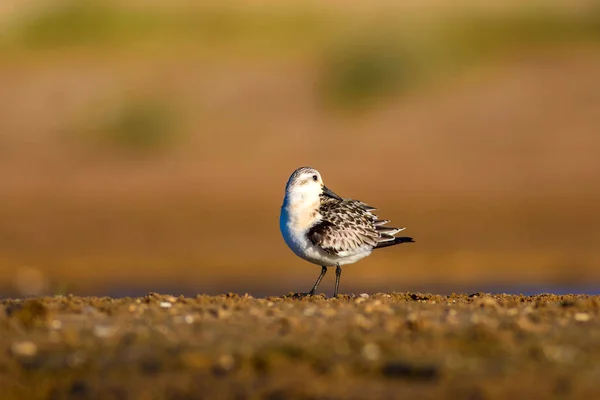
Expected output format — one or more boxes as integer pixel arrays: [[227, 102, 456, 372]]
[[279, 166, 414, 298]]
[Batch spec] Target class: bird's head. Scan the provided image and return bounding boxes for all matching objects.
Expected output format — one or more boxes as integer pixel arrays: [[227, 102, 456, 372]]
[[283, 166, 342, 209]]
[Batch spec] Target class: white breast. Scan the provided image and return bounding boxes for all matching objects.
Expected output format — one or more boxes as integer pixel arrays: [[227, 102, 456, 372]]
[[279, 205, 372, 267]]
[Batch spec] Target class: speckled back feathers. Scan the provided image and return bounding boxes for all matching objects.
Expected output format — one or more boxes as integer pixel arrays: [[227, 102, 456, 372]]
[[307, 196, 408, 256]]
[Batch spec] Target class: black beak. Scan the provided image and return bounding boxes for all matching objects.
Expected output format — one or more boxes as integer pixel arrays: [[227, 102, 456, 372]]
[[322, 185, 343, 200]]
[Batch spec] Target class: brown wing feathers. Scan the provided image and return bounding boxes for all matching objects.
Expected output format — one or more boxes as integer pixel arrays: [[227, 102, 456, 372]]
[[308, 199, 414, 255]]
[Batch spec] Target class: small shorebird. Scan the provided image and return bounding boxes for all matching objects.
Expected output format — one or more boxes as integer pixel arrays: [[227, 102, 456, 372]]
[[279, 166, 414, 297]]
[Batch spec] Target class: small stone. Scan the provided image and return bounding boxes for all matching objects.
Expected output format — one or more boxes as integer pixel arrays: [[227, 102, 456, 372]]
[[364, 300, 382, 314], [444, 309, 458, 325], [216, 309, 232, 319], [516, 316, 539, 332], [93, 325, 118, 338], [574, 313, 591, 322], [249, 308, 263, 317], [475, 297, 498, 308], [214, 354, 235, 374], [544, 345, 578, 363], [159, 302, 172, 309], [82, 306, 99, 315], [470, 314, 484, 324], [354, 314, 372, 329], [361, 343, 381, 361], [522, 306, 534, 314], [359, 293, 369, 298], [10, 341, 37, 357], [506, 308, 519, 316], [303, 307, 316, 316], [378, 304, 394, 315], [406, 313, 427, 331]]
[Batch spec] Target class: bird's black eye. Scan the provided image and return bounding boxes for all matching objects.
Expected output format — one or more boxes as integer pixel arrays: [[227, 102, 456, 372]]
[[312, 175, 318, 181]]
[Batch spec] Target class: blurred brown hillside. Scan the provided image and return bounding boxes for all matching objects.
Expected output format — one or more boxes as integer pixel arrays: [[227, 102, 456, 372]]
[[0, 0, 599, 297]]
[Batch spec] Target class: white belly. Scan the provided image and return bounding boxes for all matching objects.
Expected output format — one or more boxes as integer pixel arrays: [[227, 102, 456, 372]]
[[279, 207, 372, 267]]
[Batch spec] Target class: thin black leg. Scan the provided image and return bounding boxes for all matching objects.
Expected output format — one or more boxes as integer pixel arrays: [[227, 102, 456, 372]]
[[308, 266, 328, 295], [333, 265, 342, 298]]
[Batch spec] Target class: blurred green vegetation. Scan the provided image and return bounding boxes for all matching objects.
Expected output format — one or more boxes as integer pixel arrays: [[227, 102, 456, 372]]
[[3, 1, 599, 111], [318, 34, 423, 109], [75, 97, 180, 155], [319, 7, 600, 109], [445, 7, 600, 62], [3, 0, 334, 51]]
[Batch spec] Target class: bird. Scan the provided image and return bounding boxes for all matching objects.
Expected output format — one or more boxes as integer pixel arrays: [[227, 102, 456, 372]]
[[279, 166, 414, 298]]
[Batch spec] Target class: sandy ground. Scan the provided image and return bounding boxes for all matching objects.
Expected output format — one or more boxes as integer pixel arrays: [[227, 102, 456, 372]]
[[0, 1, 600, 294], [2, 292, 600, 399]]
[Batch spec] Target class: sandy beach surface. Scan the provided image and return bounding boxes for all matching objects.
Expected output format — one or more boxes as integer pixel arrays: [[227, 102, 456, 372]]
[[2, 292, 599, 399]]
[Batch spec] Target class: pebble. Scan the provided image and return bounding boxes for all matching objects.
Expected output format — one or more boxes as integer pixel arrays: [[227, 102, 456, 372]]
[[515, 316, 539, 332], [159, 302, 172, 309], [303, 307, 316, 316], [214, 354, 235, 373], [506, 308, 519, 316], [406, 313, 427, 331], [476, 297, 498, 308], [249, 308, 264, 317], [93, 325, 118, 338], [216, 309, 232, 319], [10, 341, 38, 357], [359, 293, 370, 298], [574, 313, 591, 322], [544, 345, 578, 363], [354, 314, 372, 329], [364, 300, 382, 314], [82, 306, 99, 315], [361, 343, 381, 361]]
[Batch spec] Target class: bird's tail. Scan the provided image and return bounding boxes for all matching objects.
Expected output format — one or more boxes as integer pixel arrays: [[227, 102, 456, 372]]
[[374, 236, 415, 249]]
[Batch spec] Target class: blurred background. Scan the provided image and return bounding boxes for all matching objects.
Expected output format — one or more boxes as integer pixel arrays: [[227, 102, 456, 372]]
[[1, 0, 599, 298]]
